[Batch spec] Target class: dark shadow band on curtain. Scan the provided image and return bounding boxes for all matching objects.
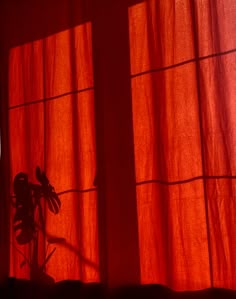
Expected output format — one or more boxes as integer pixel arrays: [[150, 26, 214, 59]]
[[2, 0, 91, 49], [92, 0, 140, 286], [0, 45, 10, 282]]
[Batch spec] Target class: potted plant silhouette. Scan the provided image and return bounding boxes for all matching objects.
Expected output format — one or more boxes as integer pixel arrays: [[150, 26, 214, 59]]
[[12, 166, 62, 284]]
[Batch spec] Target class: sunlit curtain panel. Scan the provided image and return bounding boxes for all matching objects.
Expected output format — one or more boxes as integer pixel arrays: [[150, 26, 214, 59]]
[[129, 0, 236, 290], [8, 22, 99, 282]]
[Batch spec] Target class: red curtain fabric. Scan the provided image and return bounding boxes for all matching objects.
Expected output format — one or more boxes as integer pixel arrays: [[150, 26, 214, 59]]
[[1, 0, 236, 291]]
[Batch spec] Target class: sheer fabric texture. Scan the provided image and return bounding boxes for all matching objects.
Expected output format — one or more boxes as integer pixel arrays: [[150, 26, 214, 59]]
[[0, 0, 236, 291]]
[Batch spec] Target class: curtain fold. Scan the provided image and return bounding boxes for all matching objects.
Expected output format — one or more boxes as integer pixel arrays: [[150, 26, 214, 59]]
[[1, 0, 236, 291]]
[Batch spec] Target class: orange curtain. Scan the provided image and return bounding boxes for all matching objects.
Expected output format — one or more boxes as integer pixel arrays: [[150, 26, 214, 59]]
[[1, 0, 236, 291], [8, 22, 99, 282], [1, 0, 99, 283], [129, 0, 236, 290]]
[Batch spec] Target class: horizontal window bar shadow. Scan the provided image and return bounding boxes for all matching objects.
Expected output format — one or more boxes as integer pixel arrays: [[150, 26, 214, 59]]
[[57, 188, 97, 196], [10, 176, 236, 198], [131, 48, 236, 78], [137, 175, 236, 186], [9, 87, 94, 110]]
